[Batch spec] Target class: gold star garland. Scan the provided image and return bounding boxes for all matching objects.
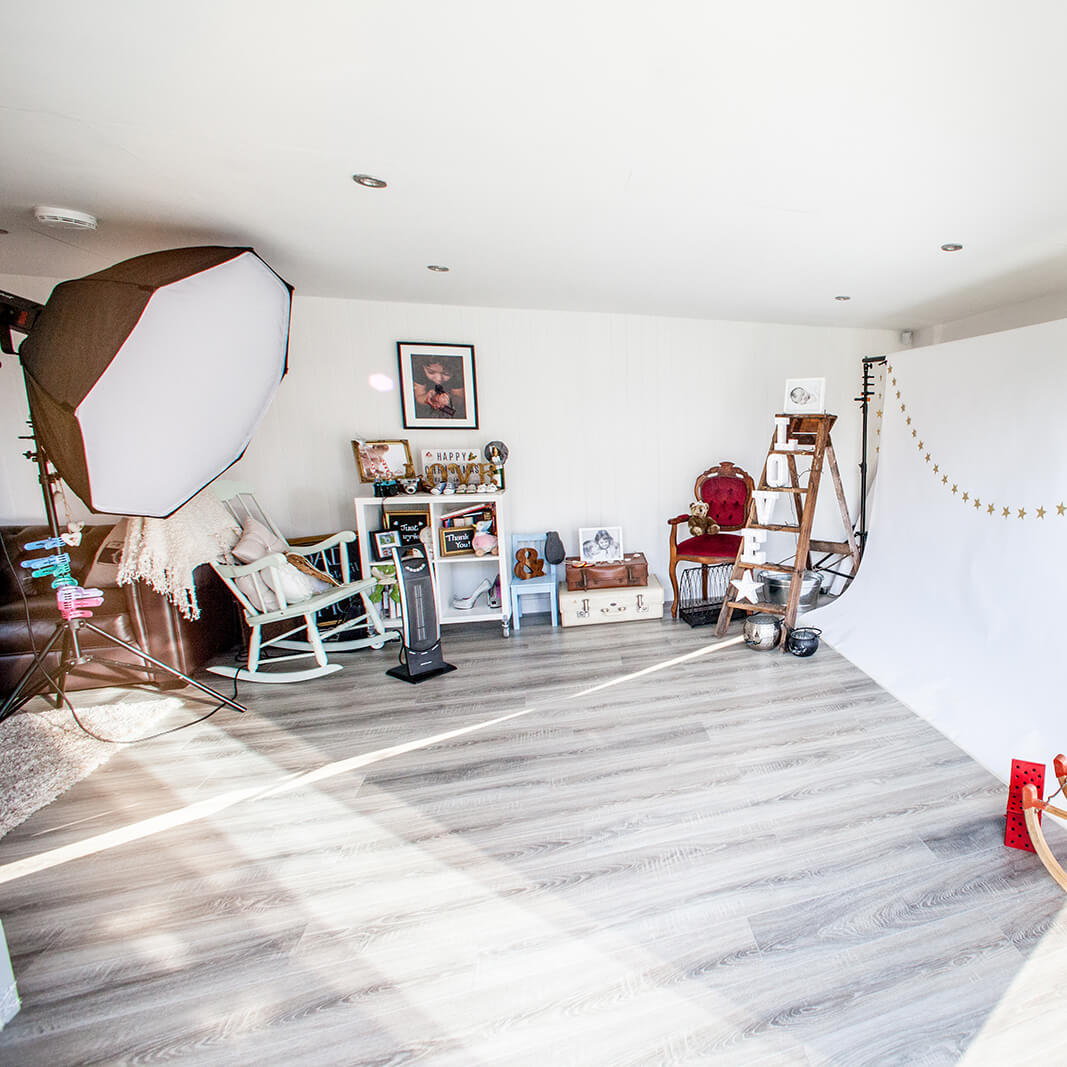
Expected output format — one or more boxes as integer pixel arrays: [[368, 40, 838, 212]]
[[887, 363, 1063, 522], [871, 362, 887, 456]]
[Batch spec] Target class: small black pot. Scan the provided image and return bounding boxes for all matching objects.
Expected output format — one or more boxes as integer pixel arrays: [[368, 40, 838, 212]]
[[786, 626, 821, 657]]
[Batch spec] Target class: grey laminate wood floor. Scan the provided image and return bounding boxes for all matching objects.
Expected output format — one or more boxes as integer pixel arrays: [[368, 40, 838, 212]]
[[1, 616, 1064, 1066]]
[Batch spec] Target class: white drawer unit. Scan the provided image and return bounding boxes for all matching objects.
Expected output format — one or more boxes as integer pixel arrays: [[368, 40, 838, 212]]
[[559, 575, 664, 628]]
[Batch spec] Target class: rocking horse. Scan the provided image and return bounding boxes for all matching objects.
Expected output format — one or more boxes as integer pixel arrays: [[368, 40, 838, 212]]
[[1009, 753, 1067, 892], [1020, 754, 1067, 891]]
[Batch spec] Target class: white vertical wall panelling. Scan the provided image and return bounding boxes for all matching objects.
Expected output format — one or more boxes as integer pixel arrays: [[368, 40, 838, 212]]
[[0, 276, 60, 524], [0, 276, 897, 592]]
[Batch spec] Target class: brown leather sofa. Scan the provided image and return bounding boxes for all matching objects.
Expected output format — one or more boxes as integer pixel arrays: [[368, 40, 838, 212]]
[[1, 523, 242, 702]]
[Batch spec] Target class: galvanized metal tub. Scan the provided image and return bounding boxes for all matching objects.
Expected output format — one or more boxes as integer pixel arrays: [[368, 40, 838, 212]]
[[757, 569, 821, 613]]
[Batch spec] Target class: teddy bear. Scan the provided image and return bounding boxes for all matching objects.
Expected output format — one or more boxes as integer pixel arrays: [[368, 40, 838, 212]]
[[688, 501, 720, 538], [471, 518, 498, 556]]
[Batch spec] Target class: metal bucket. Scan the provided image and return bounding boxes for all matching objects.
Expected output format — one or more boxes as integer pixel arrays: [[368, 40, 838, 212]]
[[786, 626, 822, 657], [757, 570, 821, 613], [743, 613, 782, 650]]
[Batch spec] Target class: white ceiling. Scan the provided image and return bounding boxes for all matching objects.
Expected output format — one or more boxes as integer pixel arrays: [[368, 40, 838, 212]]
[[3, 1, 1067, 329]]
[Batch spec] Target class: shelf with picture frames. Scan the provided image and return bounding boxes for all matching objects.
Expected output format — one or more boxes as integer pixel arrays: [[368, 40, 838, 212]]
[[353, 491, 512, 636]]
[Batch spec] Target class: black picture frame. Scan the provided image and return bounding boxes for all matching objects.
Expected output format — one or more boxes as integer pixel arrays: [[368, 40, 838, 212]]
[[372, 529, 401, 562], [397, 342, 478, 429], [383, 504, 430, 546]]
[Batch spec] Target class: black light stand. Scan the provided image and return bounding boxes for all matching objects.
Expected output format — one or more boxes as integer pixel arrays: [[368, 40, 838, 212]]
[[802, 354, 887, 590], [0, 428, 246, 723], [855, 354, 887, 553]]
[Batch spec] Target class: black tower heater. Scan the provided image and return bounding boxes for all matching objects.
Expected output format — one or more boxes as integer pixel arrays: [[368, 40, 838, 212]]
[[386, 543, 457, 683]]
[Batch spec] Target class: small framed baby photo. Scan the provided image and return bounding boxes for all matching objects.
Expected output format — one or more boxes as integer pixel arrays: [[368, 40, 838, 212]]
[[353, 440, 415, 483], [397, 342, 479, 429]]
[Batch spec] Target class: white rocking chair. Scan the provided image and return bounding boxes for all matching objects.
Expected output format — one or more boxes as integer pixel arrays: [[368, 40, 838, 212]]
[[207, 481, 398, 683]]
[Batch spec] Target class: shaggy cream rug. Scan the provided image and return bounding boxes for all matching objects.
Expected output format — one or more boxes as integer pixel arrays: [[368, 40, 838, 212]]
[[0, 697, 183, 839]]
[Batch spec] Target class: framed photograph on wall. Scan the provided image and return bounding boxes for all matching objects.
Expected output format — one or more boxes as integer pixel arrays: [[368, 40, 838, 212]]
[[397, 342, 478, 429], [352, 440, 414, 483], [783, 378, 826, 414], [579, 526, 624, 563]]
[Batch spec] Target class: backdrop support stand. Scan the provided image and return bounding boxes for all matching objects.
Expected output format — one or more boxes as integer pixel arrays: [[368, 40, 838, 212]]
[[855, 354, 887, 553]]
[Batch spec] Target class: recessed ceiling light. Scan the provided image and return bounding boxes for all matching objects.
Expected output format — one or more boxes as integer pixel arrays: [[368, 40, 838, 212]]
[[940, 243, 963, 252], [352, 174, 387, 188], [427, 265, 450, 272], [834, 295, 851, 301], [33, 206, 97, 230]]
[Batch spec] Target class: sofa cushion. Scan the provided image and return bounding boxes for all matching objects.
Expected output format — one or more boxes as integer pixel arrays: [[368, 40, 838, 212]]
[[84, 519, 128, 588]]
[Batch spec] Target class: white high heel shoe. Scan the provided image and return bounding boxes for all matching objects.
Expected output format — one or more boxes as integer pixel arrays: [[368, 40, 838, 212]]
[[452, 577, 492, 610]]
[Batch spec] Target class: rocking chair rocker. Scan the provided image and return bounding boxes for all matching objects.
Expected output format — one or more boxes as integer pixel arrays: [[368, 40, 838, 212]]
[[208, 482, 398, 683]]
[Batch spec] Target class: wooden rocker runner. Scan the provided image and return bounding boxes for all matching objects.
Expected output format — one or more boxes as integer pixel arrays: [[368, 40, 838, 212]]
[[1021, 754, 1067, 892]]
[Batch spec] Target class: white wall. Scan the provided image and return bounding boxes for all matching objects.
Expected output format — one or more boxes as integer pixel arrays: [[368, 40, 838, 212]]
[[811, 316, 1067, 781], [1, 274, 898, 595], [228, 296, 897, 589], [0, 275, 66, 524]]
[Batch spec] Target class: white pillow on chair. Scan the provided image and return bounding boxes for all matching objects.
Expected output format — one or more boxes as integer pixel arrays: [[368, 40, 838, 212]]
[[231, 517, 318, 608], [232, 516, 285, 561]]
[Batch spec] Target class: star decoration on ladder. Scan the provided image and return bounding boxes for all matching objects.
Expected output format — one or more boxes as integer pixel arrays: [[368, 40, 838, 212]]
[[730, 569, 763, 604]]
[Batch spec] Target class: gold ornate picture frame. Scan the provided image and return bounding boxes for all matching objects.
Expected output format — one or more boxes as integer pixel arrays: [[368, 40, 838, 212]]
[[352, 440, 415, 483]]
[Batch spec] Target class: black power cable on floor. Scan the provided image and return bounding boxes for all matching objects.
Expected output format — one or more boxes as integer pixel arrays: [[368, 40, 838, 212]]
[[66, 669, 240, 744]]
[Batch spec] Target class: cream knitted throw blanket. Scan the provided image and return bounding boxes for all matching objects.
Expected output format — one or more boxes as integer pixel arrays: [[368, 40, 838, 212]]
[[118, 490, 241, 620]]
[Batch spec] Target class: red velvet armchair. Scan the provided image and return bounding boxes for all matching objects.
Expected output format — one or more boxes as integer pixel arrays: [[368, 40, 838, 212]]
[[667, 461, 754, 617]]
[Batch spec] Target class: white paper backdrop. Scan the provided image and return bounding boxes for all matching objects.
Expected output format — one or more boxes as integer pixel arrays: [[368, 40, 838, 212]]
[[809, 318, 1067, 782]]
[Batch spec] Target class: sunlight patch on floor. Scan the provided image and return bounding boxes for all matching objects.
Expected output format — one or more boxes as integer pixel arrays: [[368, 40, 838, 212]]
[[0, 633, 741, 886]]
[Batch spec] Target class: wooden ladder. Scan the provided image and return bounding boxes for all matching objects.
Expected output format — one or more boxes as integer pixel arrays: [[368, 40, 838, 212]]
[[714, 413, 861, 643]]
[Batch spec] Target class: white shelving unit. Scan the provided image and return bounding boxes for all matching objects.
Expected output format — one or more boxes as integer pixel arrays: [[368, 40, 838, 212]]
[[354, 491, 512, 636]]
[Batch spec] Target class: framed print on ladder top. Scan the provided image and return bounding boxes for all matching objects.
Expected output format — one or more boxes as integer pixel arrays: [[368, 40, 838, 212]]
[[783, 377, 826, 415], [397, 342, 478, 429]]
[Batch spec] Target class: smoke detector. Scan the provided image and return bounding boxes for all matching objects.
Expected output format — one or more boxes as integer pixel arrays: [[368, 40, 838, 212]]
[[33, 206, 98, 230]]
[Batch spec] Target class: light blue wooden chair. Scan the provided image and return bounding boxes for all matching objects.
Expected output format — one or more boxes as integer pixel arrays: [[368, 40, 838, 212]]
[[509, 533, 559, 630]]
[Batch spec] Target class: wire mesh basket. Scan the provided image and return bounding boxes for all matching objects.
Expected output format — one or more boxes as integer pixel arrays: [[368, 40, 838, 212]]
[[677, 564, 732, 627]]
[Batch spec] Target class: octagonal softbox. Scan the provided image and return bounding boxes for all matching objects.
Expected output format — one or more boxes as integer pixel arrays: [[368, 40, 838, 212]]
[[19, 246, 291, 517]]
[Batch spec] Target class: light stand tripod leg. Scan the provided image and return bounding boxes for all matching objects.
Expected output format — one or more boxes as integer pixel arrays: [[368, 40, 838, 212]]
[[79, 621, 246, 713], [0, 623, 67, 721], [54, 627, 74, 708]]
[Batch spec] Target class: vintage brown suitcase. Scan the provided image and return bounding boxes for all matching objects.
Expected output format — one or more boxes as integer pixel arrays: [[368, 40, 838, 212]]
[[564, 552, 650, 591]]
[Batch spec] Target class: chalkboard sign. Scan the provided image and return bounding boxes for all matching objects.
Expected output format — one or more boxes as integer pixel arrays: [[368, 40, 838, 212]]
[[439, 526, 476, 556], [384, 505, 430, 545]]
